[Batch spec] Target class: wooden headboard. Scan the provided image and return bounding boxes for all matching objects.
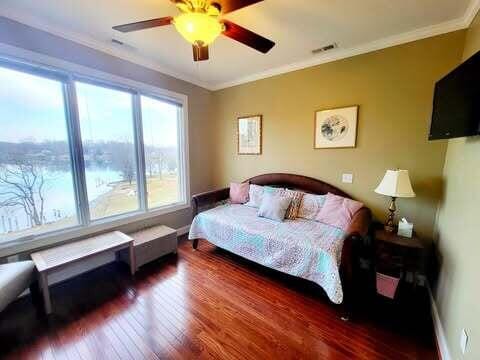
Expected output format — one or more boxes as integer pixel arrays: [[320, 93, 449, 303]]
[[245, 173, 351, 199]]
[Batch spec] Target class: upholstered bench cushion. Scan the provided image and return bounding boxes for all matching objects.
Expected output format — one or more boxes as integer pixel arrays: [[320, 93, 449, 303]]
[[0, 261, 35, 312]]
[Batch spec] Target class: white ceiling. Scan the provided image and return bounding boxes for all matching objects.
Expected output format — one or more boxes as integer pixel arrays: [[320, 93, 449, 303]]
[[1, 0, 479, 90]]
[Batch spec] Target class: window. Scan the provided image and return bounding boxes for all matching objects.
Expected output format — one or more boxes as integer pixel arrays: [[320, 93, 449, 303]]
[[0, 58, 188, 247], [141, 95, 181, 209], [76, 82, 139, 220], [0, 66, 78, 243]]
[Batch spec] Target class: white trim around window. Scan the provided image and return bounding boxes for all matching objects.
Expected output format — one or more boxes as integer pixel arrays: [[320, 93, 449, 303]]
[[0, 43, 190, 258]]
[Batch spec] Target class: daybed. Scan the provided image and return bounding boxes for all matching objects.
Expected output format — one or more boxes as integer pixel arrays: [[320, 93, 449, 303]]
[[189, 173, 371, 318]]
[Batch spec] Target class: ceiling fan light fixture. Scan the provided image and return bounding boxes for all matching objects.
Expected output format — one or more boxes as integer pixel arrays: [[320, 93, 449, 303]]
[[173, 12, 224, 46]]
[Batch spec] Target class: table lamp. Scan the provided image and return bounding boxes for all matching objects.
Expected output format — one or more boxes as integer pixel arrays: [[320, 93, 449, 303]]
[[375, 169, 415, 232]]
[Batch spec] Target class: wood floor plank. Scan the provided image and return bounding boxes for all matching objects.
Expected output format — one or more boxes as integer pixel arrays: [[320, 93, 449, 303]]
[[0, 239, 437, 360]]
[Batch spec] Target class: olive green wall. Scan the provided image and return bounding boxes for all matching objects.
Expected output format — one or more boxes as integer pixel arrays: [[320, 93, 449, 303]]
[[211, 31, 465, 239], [434, 12, 480, 360]]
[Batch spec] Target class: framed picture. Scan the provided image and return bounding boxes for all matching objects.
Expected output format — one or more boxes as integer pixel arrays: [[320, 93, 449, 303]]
[[238, 115, 262, 155], [314, 106, 358, 149]]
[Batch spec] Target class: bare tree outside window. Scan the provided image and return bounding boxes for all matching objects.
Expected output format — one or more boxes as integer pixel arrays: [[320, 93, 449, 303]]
[[121, 157, 135, 185], [0, 159, 47, 227]]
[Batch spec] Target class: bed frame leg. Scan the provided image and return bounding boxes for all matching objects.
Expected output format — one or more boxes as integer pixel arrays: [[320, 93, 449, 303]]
[[192, 239, 199, 250], [340, 300, 351, 322]]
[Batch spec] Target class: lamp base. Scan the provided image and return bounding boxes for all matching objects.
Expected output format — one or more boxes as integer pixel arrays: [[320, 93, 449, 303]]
[[384, 197, 397, 233], [384, 223, 396, 233]]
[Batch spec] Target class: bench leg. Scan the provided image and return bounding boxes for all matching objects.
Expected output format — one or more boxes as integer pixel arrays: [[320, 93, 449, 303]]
[[29, 280, 42, 310], [38, 272, 52, 315], [129, 242, 136, 275]]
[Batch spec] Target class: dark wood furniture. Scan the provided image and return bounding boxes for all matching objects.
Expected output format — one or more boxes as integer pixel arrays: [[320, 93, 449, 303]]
[[374, 226, 427, 289], [190, 173, 372, 319], [371, 225, 432, 335], [0, 240, 438, 359]]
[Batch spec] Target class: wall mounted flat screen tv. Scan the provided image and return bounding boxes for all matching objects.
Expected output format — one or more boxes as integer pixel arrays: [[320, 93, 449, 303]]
[[429, 50, 480, 140]]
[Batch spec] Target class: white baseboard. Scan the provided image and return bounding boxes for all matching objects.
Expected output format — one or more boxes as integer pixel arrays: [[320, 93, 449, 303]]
[[428, 285, 451, 360], [177, 224, 191, 236]]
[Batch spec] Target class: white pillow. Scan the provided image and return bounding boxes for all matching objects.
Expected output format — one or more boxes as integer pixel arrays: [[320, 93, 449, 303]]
[[245, 185, 289, 208], [244, 184, 264, 208], [257, 193, 292, 222], [297, 194, 326, 220]]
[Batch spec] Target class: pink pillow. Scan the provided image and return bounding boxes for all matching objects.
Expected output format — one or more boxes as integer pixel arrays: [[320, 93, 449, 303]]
[[230, 182, 249, 204], [315, 193, 364, 230]]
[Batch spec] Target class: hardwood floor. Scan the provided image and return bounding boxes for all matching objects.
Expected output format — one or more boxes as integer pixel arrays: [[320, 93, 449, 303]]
[[0, 238, 437, 359]]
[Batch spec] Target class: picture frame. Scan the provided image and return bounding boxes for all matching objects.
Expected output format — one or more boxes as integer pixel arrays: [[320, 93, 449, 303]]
[[314, 105, 358, 149], [237, 115, 262, 155]]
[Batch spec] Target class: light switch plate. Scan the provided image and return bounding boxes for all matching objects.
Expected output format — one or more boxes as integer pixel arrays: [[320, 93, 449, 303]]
[[460, 328, 468, 355], [342, 173, 353, 184]]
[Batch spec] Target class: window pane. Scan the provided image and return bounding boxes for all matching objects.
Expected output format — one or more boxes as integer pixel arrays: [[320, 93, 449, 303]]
[[76, 82, 139, 220], [141, 96, 180, 208], [0, 66, 78, 243]]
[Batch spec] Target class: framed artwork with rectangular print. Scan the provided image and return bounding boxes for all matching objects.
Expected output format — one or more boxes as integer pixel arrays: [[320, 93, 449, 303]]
[[314, 106, 358, 149], [238, 115, 262, 155]]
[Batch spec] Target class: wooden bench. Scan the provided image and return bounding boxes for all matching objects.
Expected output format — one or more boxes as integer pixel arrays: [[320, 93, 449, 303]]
[[31, 231, 135, 314], [119, 225, 177, 271]]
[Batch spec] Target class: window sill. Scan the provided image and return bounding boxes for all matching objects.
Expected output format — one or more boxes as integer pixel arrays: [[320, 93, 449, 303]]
[[0, 202, 190, 258]]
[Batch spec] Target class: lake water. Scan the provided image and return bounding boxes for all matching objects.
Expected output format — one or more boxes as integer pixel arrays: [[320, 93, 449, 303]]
[[0, 168, 122, 234]]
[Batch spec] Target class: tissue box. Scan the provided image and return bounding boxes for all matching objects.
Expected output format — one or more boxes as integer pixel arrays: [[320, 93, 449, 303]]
[[398, 221, 413, 238]]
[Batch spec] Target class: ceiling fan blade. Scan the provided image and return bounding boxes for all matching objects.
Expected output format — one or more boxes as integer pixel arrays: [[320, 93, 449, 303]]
[[214, 0, 264, 14], [113, 17, 173, 33], [193, 45, 209, 62], [222, 20, 274, 53]]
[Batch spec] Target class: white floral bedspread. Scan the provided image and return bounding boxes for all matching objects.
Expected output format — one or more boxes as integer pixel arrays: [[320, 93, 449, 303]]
[[188, 204, 346, 304]]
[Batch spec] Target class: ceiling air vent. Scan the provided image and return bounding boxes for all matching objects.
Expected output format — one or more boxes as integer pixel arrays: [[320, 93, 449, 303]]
[[312, 43, 338, 55], [111, 39, 125, 45], [111, 39, 136, 51]]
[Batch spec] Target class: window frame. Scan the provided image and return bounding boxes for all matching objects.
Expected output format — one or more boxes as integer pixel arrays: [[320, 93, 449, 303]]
[[0, 51, 190, 256]]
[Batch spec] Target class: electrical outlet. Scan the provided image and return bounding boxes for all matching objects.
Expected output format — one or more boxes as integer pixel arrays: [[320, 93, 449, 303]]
[[460, 328, 468, 355], [342, 173, 353, 184]]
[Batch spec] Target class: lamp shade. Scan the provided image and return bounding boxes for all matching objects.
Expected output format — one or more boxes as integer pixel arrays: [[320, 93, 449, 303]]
[[375, 170, 416, 198]]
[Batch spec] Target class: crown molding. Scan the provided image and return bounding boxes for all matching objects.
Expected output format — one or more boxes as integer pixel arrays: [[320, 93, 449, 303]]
[[212, 0, 479, 90], [211, 17, 471, 90], [463, 0, 480, 26], [0, 9, 212, 90], [1, 0, 479, 92]]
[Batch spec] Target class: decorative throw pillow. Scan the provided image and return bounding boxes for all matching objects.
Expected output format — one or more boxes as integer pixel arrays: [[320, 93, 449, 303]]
[[245, 184, 264, 208], [257, 193, 292, 222], [315, 193, 364, 230], [284, 190, 305, 220], [229, 182, 249, 204], [297, 193, 327, 220]]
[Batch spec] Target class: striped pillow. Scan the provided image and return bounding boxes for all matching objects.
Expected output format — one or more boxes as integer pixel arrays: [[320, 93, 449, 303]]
[[284, 190, 304, 220]]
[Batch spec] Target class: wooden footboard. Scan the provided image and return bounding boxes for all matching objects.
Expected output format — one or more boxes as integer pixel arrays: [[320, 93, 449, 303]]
[[191, 187, 230, 250], [340, 207, 372, 320]]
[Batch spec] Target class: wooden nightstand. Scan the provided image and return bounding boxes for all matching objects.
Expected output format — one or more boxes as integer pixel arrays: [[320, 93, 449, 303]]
[[368, 224, 432, 334], [373, 225, 428, 296]]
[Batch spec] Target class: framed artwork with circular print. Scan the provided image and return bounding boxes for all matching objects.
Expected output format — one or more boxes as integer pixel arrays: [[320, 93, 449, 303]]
[[314, 106, 358, 149]]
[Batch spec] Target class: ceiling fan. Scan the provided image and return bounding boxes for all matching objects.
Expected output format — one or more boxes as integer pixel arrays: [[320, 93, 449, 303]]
[[112, 0, 275, 61]]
